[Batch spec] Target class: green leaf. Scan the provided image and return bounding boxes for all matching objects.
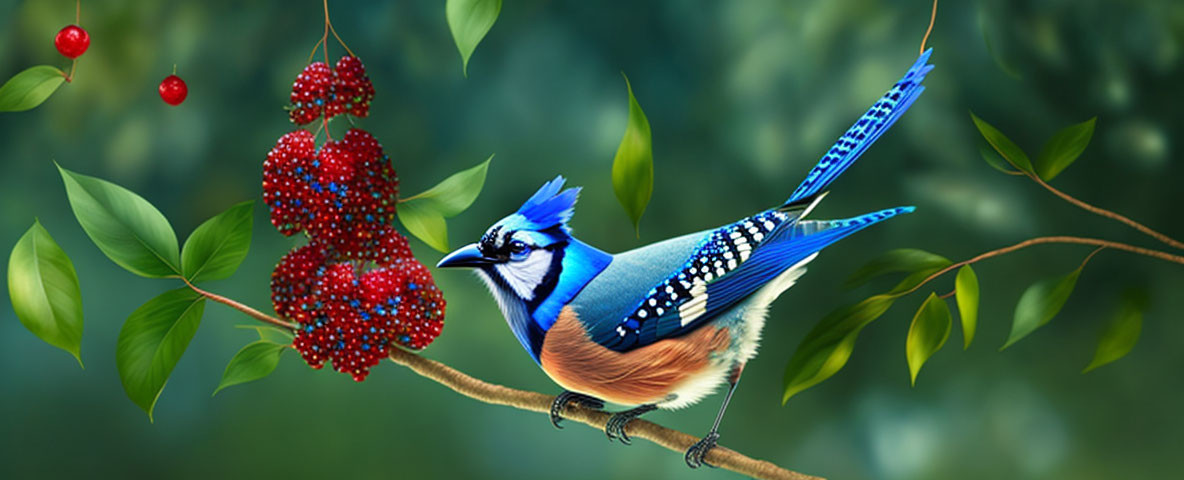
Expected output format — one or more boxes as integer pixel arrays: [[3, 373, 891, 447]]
[[446, 0, 502, 77], [782, 295, 896, 403], [955, 265, 980, 349], [58, 164, 181, 277], [401, 155, 492, 217], [213, 341, 287, 396], [181, 201, 254, 283], [116, 288, 205, 420], [398, 200, 449, 252], [980, 146, 1020, 174], [0, 65, 66, 112], [1036, 117, 1096, 181], [1002, 268, 1082, 350], [1083, 289, 1146, 373], [611, 74, 654, 235], [7, 220, 84, 366], [970, 111, 1033, 174], [844, 249, 951, 289], [906, 293, 952, 385]]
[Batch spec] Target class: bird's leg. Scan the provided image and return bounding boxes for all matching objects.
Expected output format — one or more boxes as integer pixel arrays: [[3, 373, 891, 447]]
[[604, 404, 658, 445], [549, 390, 605, 429], [686, 364, 743, 468]]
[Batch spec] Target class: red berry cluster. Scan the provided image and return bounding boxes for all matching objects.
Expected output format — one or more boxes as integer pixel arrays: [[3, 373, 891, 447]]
[[264, 128, 400, 261], [288, 56, 375, 125], [279, 251, 445, 381], [265, 56, 444, 381]]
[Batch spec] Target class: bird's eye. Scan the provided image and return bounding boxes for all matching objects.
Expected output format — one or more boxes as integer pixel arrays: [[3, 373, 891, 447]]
[[509, 240, 529, 255]]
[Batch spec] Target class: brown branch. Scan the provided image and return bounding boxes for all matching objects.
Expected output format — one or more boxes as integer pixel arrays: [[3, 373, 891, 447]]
[[897, 236, 1184, 297], [387, 348, 822, 480], [1028, 174, 1184, 250], [182, 279, 297, 331], [184, 281, 817, 479]]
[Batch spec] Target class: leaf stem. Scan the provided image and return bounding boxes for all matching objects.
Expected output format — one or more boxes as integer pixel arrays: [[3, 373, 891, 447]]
[[180, 278, 295, 331], [898, 236, 1184, 298], [387, 348, 821, 480]]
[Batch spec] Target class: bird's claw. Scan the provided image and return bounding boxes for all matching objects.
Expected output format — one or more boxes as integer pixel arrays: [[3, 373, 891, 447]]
[[604, 404, 656, 445], [549, 391, 604, 429], [685, 432, 721, 469], [604, 413, 633, 444]]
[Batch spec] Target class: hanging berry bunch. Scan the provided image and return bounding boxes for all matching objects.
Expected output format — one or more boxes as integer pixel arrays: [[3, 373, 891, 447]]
[[263, 12, 444, 382]]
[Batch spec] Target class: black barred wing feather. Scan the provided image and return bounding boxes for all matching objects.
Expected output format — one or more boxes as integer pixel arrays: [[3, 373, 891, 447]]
[[590, 207, 914, 352], [591, 210, 792, 351]]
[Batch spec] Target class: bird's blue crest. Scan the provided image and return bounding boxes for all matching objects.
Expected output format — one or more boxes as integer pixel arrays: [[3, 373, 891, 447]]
[[513, 175, 581, 232]]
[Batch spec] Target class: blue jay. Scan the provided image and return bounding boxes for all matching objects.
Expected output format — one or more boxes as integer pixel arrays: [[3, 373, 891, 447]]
[[438, 49, 933, 468]]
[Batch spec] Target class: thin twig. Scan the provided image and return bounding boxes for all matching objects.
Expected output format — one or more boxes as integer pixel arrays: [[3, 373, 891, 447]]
[[919, 0, 938, 54], [897, 236, 1184, 298], [324, 0, 356, 58], [181, 278, 296, 331], [1028, 174, 1184, 250], [306, 36, 325, 64], [387, 349, 823, 480]]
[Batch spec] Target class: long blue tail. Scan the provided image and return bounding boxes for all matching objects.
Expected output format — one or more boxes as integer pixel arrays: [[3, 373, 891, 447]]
[[784, 49, 934, 206]]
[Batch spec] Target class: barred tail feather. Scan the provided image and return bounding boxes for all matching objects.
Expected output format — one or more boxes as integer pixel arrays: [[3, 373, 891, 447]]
[[785, 49, 934, 206]]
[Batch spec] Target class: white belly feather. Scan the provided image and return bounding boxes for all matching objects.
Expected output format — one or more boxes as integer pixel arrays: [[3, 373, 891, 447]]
[[658, 253, 819, 409]]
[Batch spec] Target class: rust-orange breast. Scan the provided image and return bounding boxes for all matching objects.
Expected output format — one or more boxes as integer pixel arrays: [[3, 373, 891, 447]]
[[539, 306, 730, 406]]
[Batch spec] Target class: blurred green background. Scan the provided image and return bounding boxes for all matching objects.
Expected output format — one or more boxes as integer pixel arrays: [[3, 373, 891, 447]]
[[2, 0, 1182, 478]]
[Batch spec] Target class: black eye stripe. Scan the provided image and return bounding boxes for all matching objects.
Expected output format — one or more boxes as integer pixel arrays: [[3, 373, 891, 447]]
[[479, 226, 503, 257]]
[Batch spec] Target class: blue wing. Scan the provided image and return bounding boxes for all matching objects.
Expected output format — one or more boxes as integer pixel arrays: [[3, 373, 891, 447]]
[[785, 49, 934, 206], [581, 50, 932, 351], [589, 207, 913, 351]]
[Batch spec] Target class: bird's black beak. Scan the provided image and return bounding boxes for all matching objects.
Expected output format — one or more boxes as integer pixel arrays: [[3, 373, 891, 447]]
[[437, 243, 496, 268]]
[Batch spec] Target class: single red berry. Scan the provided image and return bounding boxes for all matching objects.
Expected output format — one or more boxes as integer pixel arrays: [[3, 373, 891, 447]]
[[263, 130, 319, 235], [54, 25, 90, 59], [289, 62, 332, 125], [159, 74, 188, 106]]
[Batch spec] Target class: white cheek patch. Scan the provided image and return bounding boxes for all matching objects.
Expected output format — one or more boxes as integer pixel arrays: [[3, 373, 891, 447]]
[[494, 249, 554, 301]]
